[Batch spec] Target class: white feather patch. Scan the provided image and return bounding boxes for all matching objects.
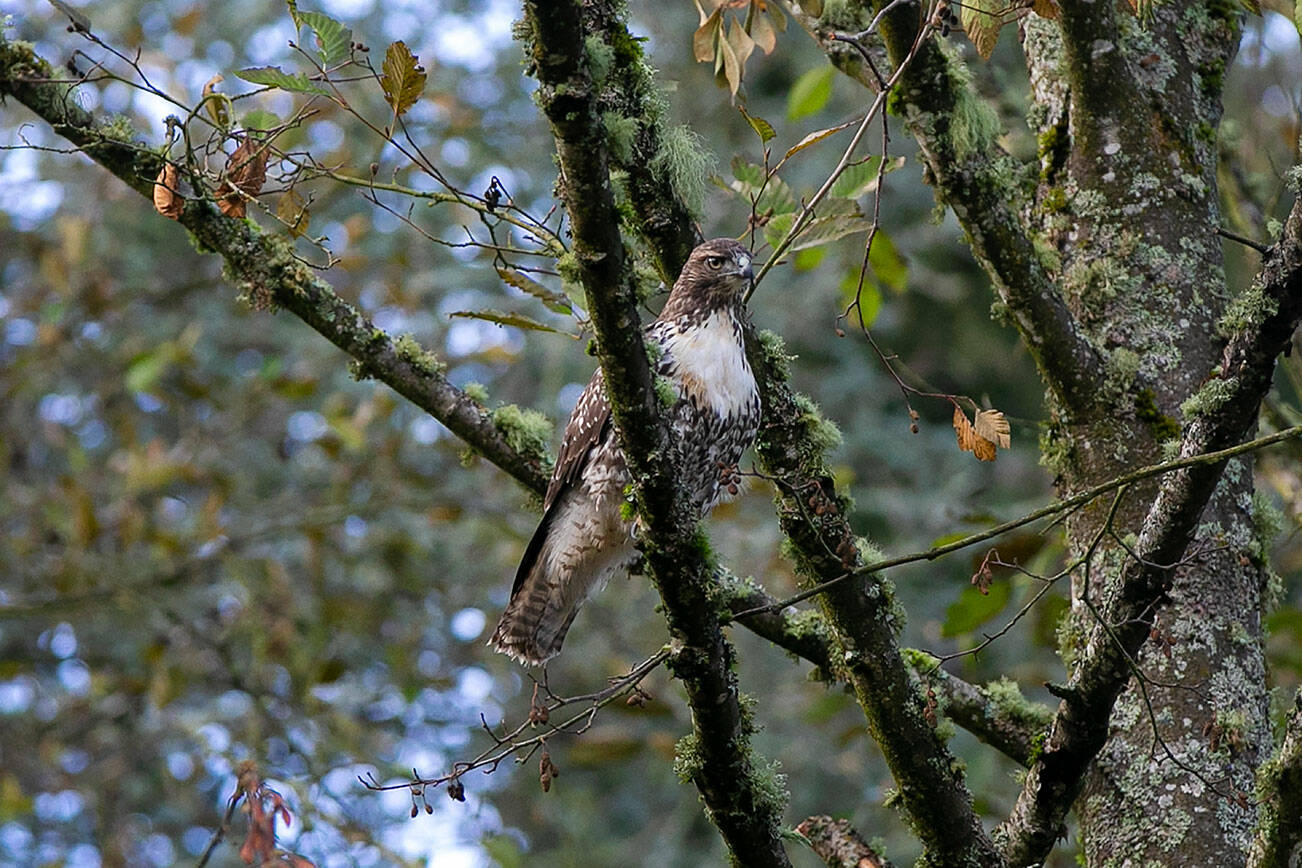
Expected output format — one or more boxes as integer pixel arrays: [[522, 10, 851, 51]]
[[663, 310, 756, 416]]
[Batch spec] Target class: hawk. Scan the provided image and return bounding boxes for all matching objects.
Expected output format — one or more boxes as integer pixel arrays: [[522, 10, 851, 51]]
[[490, 238, 760, 664]]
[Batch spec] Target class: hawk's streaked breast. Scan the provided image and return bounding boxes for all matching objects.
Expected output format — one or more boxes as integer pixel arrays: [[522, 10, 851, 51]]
[[490, 238, 760, 665]]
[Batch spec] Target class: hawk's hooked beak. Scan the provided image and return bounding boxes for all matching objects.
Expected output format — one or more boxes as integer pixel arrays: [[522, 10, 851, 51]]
[[738, 256, 753, 283]]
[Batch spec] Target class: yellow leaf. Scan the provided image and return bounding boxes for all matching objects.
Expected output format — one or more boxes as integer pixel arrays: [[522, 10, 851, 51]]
[[152, 162, 184, 220], [277, 188, 310, 238], [202, 74, 231, 127], [380, 40, 427, 117], [784, 118, 856, 159]]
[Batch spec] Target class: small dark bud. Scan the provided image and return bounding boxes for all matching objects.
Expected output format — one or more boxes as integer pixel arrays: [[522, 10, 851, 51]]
[[446, 778, 465, 802], [410, 804, 419, 818], [835, 327, 845, 337], [910, 422, 919, 434], [424, 802, 433, 814], [370, 162, 379, 176]]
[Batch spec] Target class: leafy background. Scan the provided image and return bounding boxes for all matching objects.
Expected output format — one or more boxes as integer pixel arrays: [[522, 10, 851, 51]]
[[1, 1, 1299, 865]]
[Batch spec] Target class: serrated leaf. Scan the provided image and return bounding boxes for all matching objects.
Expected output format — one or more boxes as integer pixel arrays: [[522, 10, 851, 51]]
[[235, 66, 329, 95], [953, 405, 1009, 461], [787, 65, 834, 121], [448, 309, 568, 335], [380, 41, 427, 117], [496, 267, 572, 314], [299, 10, 351, 65], [960, 0, 1003, 60], [738, 106, 775, 143], [942, 580, 1011, 637], [784, 118, 856, 159], [974, 409, 1011, 449], [786, 214, 872, 252], [831, 155, 905, 199]]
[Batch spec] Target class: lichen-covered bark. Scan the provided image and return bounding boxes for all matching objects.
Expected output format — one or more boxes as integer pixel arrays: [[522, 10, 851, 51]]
[[1250, 687, 1302, 867], [797, 2, 1294, 865], [521, 4, 790, 865]]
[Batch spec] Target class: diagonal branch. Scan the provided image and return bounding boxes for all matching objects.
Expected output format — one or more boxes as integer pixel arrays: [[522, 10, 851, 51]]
[[720, 574, 1051, 768], [748, 329, 1004, 865], [998, 195, 1302, 865], [796, 3, 1104, 411], [0, 37, 549, 496], [522, 4, 791, 864], [1250, 687, 1302, 867]]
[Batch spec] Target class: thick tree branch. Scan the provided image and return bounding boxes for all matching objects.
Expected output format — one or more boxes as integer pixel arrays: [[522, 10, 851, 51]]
[[0, 36, 550, 495], [911, 661, 1052, 769], [798, 3, 1104, 411], [1250, 687, 1302, 867], [522, 4, 791, 865], [998, 196, 1302, 865], [796, 816, 894, 868], [720, 575, 1051, 768], [748, 332, 1003, 866]]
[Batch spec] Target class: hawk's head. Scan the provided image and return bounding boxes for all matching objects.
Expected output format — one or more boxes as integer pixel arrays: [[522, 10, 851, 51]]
[[666, 238, 753, 313]]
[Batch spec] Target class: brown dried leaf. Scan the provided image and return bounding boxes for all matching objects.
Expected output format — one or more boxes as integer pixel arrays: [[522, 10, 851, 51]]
[[152, 162, 184, 220], [693, 7, 722, 63], [539, 748, 560, 793], [973, 408, 1011, 450], [748, 1, 778, 54], [1031, 0, 1060, 18], [219, 137, 268, 218], [952, 406, 997, 462], [960, 0, 1002, 60]]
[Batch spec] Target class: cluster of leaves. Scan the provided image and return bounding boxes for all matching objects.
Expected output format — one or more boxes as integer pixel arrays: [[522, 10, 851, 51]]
[[692, 0, 788, 96]]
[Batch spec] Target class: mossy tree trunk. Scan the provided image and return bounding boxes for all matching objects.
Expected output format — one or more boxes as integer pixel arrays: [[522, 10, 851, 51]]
[[801, 1, 1284, 864], [1030, 7, 1267, 864]]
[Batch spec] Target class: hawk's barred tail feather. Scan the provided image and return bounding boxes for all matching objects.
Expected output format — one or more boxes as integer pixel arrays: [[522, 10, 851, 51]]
[[490, 508, 565, 665]]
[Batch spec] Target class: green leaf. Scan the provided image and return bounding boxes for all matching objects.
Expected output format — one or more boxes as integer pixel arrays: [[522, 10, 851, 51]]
[[235, 66, 329, 95], [831, 155, 905, 199], [497, 267, 572, 315], [125, 349, 170, 394], [868, 230, 908, 293], [941, 580, 1011, 637], [839, 270, 881, 326], [299, 10, 352, 65], [239, 109, 281, 133], [738, 106, 775, 143], [380, 41, 427, 116], [730, 158, 796, 214], [766, 211, 871, 254], [448, 309, 570, 335], [786, 65, 834, 121]]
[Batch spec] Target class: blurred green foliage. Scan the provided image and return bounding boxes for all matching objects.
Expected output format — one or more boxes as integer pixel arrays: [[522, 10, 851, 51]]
[[0, 2, 1299, 867]]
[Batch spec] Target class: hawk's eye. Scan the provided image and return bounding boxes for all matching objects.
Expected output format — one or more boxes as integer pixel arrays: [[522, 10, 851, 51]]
[[705, 255, 724, 269]]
